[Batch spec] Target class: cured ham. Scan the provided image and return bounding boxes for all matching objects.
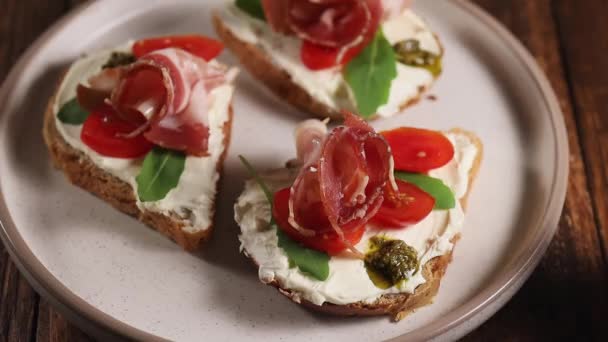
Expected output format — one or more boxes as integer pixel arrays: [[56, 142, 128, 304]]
[[262, 0, 383, 48], [83, 47, 235, 156], [76, 68, 125, 113], [294, 119, 327, 164], [285, 112, 392, 254]]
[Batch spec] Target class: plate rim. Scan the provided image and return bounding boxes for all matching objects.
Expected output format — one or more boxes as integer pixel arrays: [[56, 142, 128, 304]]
[[0, 0, 569, 341]]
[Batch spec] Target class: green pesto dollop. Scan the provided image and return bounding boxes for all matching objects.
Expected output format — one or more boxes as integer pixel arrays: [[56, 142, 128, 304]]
[[393, 39, 442, 77], [102, 52, 136, 69], [365, 236, 419, 289]]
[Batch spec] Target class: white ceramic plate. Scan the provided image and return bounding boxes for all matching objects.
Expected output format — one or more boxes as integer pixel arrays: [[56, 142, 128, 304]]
[[0, 0, 568, 341]]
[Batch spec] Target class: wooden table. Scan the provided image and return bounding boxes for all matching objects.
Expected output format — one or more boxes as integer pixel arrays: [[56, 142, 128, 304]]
[[1, 0, 607, 341]]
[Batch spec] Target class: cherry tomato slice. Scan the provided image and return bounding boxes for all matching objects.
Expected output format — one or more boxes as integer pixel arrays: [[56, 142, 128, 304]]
[[132, 35, 224, 61], [81, 105, 154, 159], [370, 180, 435, 229], [382, 128, 455, 173], [272, 188, 365, 255]]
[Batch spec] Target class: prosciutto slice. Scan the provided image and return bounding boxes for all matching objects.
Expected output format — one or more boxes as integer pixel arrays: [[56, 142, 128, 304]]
[[262, 0, 382, 48], [107, 48, 236, 156], [288, 112, 392, 251]]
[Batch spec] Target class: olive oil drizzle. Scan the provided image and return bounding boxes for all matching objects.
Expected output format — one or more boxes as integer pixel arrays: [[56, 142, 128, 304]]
[[393, 39, 442, 77], [364, 236, 420, 289]]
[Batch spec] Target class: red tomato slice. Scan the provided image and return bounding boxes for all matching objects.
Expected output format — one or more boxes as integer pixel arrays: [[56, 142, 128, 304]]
[[382, 128, 455, 173], [272, 188, 365, 255], [300, 40, 366, 70], [81, 106, 154, 159], [132, 35, 224, 61], [370, 180, 435, 229]]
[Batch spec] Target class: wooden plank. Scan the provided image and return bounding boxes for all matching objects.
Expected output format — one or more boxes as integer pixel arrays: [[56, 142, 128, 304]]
[[35, 300, 93, 342], [554, 0, 608, 266], [0, 261, 38, 342], [0, 0, 606, 340], [464, 0, 608, 340], [0, 0, 78, 341]]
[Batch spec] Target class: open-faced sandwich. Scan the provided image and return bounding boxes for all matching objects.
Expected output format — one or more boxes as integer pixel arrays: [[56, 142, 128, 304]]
[[43, 35, 238, 251], [214, 0, 442, 120], [235, 112, 482, 320]]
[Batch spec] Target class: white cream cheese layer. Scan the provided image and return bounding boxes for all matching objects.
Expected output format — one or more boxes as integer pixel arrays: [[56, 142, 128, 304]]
[[53, 43, 234, 234], [235, 133, 478, 306], [219, 5, 441, 117]]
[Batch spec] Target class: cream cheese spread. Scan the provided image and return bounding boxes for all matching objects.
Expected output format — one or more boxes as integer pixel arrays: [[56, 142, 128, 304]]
[[219, 4, 441, 117], [235, 133, 478, 306], [53, 43, 234, 234]]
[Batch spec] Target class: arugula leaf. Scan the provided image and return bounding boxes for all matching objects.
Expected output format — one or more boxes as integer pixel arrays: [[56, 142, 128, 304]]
[[57, 98, 89, 125], [235, 0, 266, 21], [136, 148, 186, 202], [395, 172, 456, 210], [239, 155, 330, 281], [344, 29, 398, 118]]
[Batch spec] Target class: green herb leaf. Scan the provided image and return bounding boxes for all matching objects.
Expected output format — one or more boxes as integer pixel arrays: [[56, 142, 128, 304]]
[[239, 155, 330, 281], [235, 0, 266, 21], [344, 29, 398, 118], [277, 229, 330, 280], [136, 148, 186, 202], [395, 172, 456, 210], [57, 98, 89, 125]]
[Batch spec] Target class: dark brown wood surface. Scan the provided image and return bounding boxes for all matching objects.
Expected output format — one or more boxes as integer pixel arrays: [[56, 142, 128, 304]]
[[0, 0, 606, 341]]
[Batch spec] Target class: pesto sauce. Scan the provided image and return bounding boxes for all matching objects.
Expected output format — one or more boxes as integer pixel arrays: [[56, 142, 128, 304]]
[[393, 39, 442, 77], [364, 236, 419, 289], [102, 52, 136, 69]]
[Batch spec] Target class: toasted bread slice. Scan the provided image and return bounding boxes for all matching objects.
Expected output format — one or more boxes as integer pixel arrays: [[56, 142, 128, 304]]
[[236, 129, 482, 320], [43, 76, 233, 251], [213, 10, 442, 121]]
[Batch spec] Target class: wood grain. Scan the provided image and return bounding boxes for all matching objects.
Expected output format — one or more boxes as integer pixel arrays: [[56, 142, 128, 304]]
[[554, 0, 608, 268], [35, 300, 93, 342], [0, 261, 38, 342], [0, 0, 607, 341]]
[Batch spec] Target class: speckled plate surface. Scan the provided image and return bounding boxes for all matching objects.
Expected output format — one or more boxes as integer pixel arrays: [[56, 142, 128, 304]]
[[0, 0, 568, 341]]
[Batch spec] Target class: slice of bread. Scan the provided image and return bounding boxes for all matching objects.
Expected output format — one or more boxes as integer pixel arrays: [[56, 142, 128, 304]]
[[238, 129, 482, 320], [43, 77, 233, 251], [213, 11, 442, 121]]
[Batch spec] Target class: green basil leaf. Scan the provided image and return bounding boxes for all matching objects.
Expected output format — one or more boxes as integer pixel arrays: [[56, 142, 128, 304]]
[[57, 98, 89, 125], [239, 155, 330, 281], [344, 29, 398, 118], [395, 172, 456, 210], [235, 0, 266, 21], [277, 228, 330, 281], [136, 148, 186, 202]]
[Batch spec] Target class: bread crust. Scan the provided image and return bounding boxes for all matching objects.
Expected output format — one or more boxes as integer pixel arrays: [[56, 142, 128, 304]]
[[213, 14, 440, 121], [42, 77, 233, 251], [242, 130, 483, 321]]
